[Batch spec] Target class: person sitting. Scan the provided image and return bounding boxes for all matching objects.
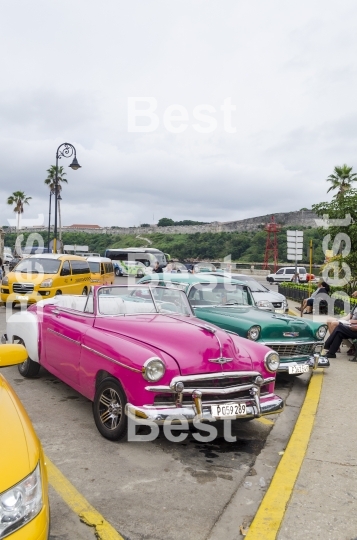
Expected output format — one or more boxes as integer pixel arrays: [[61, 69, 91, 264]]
[[152, 261, 162, 274], [299, 280, 330, 314], [327, 291, 357, 354], [321, 318, 357, 359]]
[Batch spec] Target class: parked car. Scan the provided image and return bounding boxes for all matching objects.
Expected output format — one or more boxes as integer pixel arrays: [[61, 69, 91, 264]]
[[3, 253, 14, 265], [138, 274, 329, 375], [233, 275, 288, 313], [8, 256, 22, 272], [267, 267, 308, 283], [0, 344, 50, 538], [5, 285, 284, 441], [1, 254, 92, 306], [86, 256, 115, 285]]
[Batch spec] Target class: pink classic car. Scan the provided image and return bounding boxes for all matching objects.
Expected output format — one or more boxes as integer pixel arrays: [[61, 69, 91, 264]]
[[4, 285, 284, 441]]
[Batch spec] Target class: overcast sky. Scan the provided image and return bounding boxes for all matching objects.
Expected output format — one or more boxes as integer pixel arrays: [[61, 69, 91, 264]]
[[0, 0, 356, 228]]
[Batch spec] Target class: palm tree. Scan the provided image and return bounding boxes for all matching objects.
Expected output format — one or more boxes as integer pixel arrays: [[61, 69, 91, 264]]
[[326, 164, 357, 198], [45, 165, 68, 242], [7, 191, 32, 231]]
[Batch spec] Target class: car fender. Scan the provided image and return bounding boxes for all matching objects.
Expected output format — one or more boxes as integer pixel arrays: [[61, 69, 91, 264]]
[[6, 311, 39, 362]]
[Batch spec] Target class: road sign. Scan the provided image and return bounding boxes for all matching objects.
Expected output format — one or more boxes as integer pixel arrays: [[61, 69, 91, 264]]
[[287, 230, 304, 263]]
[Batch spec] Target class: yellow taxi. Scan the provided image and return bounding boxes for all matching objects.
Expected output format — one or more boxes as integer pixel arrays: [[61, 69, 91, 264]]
[[86, 256, 115, 285], [1, 254, 92, 306], [0, 344, 50, 539]]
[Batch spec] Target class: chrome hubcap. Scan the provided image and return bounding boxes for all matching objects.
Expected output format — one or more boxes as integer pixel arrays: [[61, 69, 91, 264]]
[[99, 388, 122, 430]]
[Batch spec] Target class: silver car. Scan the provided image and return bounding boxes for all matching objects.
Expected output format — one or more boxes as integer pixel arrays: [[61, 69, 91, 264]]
[[234, 275, 288, 313]]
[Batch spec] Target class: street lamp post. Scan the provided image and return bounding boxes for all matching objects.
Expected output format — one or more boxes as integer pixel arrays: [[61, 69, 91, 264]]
[[47, 188, 54, 252], [53, 143, 81, 253]]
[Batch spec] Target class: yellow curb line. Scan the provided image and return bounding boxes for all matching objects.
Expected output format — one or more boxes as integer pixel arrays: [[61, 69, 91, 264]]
[[46, 456, 124, 540], [245, 369, 324, 540], [288, 309, 299, 316]]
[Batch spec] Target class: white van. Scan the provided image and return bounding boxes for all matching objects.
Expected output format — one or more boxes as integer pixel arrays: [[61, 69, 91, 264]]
[[267, 266, 307, 283]]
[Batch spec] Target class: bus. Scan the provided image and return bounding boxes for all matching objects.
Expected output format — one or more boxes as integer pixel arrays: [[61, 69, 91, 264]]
[[104, 248, 167, 268]]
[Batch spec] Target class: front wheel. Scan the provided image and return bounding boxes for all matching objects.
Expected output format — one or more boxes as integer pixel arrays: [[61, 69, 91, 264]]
[[115, 268, 121, 276], [137, 271, 144, 278], [93, 378, 127, 441], [18, 357, 41, 378]]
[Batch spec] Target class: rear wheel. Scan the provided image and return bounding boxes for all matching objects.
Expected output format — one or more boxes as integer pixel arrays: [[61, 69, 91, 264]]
[[82, 287, 88, 295], [55, 290, 62, 295], [115, 268, 121, 276], [93, 378, 127, 441]]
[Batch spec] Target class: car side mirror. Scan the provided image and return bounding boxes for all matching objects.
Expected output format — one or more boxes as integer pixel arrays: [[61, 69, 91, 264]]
[[60, 268, 70, 277]]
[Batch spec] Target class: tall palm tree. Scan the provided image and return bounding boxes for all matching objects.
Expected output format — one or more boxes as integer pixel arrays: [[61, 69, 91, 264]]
[[45, 165, 68, 242], [326, 164, 357, 198], [7, 191, 32, 231]]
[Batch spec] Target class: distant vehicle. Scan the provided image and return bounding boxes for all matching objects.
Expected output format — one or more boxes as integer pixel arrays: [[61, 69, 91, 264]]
[[113, 262, 124, 276], [3, 253, 14, 265], [163, 262, 189, 273], [105, 248, 167, 268], [86, 256, 115, 285], [8, 257, 21, 271], [194, 262, 217, 273], [233, 275, 288, 313], [119, 261, 152, 278], [267, 267, 308, 283]]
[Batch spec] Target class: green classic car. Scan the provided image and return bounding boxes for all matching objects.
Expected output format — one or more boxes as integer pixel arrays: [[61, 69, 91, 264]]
[[138, 274, 328, 375]]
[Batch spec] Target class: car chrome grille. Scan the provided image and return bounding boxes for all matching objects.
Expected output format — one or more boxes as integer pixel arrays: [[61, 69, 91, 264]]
[[13, 283, 34, 294], [270, 343, 316, 358], [272, 302, 282, 308], [181, 376, 254, 389]]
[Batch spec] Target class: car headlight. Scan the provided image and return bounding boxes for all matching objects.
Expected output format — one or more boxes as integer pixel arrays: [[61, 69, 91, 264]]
[[142, 357, 166, 381], [40, 278, 53, 288], [316, 326, 327, 339], [256, 300, 274, 311], [264, 351, 280, 372], [0, 463, 43, 538], [1, 276, 8, 286], [247, 325, 261, 341]]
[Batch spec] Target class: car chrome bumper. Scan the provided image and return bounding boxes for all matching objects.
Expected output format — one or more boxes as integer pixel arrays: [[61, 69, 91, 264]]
[[126, 394, 284, 424], [278, 354, 330, 373]]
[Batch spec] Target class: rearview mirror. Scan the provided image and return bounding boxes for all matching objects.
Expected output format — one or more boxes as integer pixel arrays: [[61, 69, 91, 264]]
[[0, 344, 28, 367]]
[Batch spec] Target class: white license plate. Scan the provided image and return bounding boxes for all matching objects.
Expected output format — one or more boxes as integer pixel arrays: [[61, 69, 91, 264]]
[[211, 402, 247, 418], [288, 364, 309, 375], [16, 295, 29, 301]]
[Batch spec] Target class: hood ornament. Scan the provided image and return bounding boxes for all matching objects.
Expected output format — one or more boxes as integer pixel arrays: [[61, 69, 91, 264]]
[[208, 357, 233, 364]]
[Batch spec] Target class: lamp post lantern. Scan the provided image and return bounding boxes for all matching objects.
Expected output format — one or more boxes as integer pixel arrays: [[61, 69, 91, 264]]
[[53, 143, 81, 253]]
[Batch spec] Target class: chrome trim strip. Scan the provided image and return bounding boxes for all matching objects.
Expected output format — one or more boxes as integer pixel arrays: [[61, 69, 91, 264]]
[[47, 328, 80, 345], [170, 371, 261, 384], [81, 344, 141, 373], [260, 340, 324, 346]]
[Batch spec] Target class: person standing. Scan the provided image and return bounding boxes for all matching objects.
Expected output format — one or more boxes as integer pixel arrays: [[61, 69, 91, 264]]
[[152, 261, 162, 274]]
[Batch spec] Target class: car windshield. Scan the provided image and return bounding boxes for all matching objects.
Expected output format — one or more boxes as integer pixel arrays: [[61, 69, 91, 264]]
[[235, 277, 269, 292], [194, 263, 216, 272], [97, 285, 192, 316], [88, 262, 100, 273], [14, 258, 61, 274], [188, 282, 253, 307]]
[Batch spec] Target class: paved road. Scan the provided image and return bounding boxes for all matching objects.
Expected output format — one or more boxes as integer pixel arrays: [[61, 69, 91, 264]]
[[0, 276, 303, 540]]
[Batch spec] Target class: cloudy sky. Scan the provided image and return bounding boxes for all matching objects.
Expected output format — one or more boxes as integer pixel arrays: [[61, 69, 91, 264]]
[[0, 0, 356, 227]]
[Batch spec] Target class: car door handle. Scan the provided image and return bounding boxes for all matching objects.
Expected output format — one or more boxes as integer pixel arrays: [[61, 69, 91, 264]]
[[52, 309, 60, 315]]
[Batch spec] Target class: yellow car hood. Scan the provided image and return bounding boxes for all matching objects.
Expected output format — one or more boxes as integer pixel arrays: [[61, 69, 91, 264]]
[[0, 375, 40, 493]]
